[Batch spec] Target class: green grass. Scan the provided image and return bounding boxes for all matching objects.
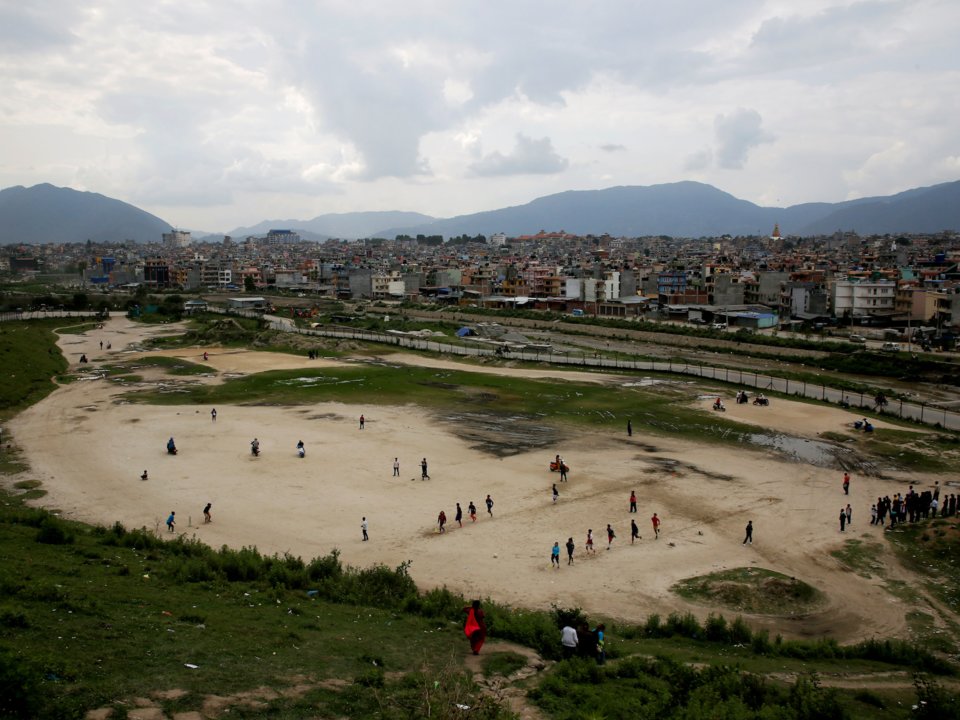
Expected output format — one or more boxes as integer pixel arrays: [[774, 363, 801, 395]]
[[0, 319, 68, 419], [886, 517, 960, 623], [105, 355, 211, 376], [830, 538, 886, 579], [481, 651, 529, 678], [56, 322, 99, 335], [671, 567, 825, 615]]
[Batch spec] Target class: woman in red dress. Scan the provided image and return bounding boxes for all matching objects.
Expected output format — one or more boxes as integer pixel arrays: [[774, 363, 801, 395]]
[[463, 600, 487, 655]]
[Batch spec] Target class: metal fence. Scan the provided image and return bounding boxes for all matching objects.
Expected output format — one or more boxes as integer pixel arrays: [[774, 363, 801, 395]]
[[252, 313, 958, 431], [4, 307, 955, 430]]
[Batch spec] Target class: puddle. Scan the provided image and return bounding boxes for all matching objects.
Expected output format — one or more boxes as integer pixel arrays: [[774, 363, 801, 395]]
[[744, 433, 848, 467], [623, 378, 666, 387]]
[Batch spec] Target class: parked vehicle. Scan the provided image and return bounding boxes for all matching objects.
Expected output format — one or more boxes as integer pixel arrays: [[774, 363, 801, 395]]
[[881, 342, 901, 352], [848, 334, 866, 343], [712, 323, 726, 331]]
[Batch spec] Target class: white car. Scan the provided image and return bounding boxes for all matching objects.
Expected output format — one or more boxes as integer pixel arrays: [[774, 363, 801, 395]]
[[881, 342, 901, 352]]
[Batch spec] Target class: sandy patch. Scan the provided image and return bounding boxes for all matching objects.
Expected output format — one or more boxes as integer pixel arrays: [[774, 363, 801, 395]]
[[10, 316, 947, 643]]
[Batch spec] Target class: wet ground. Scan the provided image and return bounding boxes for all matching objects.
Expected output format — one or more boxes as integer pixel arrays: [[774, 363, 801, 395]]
[[438, 411, 558, 457]]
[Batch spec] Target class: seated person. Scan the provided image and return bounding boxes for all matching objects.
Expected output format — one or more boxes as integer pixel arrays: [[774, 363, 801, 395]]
[[167, 437, 177, 454]]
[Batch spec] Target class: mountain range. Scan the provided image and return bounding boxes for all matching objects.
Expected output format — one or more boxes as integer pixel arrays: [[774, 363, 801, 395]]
[[1, 180, 958, 245], [0, 184, 171, 245]]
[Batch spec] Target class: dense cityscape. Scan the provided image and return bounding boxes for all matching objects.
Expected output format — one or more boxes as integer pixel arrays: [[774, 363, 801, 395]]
[[3, 226, 960, 341]]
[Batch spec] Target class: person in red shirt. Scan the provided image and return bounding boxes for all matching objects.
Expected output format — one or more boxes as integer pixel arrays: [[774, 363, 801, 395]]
[[651, 512, 661, 539], [463, 600, 486, 655], [629, 490, 637, 513]]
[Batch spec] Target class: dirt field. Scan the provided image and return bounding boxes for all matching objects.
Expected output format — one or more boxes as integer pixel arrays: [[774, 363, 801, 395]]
[[8, 316, 953, 643]]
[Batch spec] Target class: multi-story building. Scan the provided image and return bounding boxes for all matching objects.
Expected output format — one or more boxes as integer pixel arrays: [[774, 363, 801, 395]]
[[832, 278, 897, 319]]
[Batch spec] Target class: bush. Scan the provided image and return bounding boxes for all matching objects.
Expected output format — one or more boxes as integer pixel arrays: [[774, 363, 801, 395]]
[[35, 516, 74, 545], [0, 649, 41, 718]]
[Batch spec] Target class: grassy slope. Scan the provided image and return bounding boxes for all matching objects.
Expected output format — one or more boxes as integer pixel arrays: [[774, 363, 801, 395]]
[[2, 319, 959, 719]]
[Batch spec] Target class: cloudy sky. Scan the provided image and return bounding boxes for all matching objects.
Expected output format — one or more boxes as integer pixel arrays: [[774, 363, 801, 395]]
[[1, 1, 958, 232]]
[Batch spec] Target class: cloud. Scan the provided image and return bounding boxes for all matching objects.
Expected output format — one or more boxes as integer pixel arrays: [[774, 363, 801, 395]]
[[684, 149, 713, 171], [469, 134, 569, 177], [599, 143, 626, 153], [713, 108, 773, 169]]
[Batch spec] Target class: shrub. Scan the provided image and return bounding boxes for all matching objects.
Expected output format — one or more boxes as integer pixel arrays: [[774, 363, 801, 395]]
[[0, 649, 41, 718], [36, 516, 74, 545]]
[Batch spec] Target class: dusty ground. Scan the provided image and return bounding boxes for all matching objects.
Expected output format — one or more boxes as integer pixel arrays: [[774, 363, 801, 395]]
[[9, 316, 955, 645]]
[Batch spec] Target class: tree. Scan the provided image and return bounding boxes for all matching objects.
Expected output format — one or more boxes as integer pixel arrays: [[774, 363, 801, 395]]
[[244, 275, 256, 293]]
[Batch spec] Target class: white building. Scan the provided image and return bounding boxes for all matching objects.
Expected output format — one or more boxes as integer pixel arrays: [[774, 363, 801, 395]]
[[832, 279, 896, 318], [162, 230, 191, 247]]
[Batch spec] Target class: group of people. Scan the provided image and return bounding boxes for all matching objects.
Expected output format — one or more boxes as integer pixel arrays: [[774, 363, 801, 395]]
[[165, 503, 213, 533], [871, 482, 957, 528], [560, 621, 607, 664], [437, 496, 494, 533], [550, 509, 661, 568]]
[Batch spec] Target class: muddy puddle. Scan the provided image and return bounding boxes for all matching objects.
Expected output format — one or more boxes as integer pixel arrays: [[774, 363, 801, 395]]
[[744, 433, 849, 468], [439, 411, 557, 457]]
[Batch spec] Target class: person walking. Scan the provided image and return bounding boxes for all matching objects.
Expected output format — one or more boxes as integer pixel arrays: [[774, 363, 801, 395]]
[[842, 472, 850, 495], [561, 624, 579, 658], [393, 457, 400, 477], [627, 419, 632, 437], [631, 519, 640, 544], [468, 501, 477, 522], [839, 507, 847, 532], [606, 523, 616, 550], [455, 502, 463, 527], [551, 541, 561, 568], [552, 483, 559, 504], [359, 414, 365, 430], [361, 516, 369, 541], [586, 529, 595, 554], [437, 510, 447, 533], [629, 490, 637, 513], [651, 512, 661, 539], [421, 458, 430, 480], [485, 494, 494, 517], [203, 503, 212, 524], [559, 459, 568, 482], [743, 520, 753, 545], [565, 536, 575, 565], [166, 511, 176, 533], [211, 408, 217, 422], [463, 600, 487, 655]]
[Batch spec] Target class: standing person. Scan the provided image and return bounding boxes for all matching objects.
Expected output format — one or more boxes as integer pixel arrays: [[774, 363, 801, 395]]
[[559, 459, 568, 482], [455, 502, 463, 527], [842, 472, 850, 495], [166, 511, 176, 533], [203, 503, 212, 524], [361, 517, 369, 541], [211, 408, 217, 422], [845, 504, 852, 526], [627, 419, 632, 437], [561, 623, 579, 658], [100, 340, 103, 350], [468, 501, 477, 522], [565, 536, 575, 565], [606, 524, 616, 550], [359, 414, 365, 430], [437, 510, 447, 533], [463, 600, 487, 655], [421, 458, 429, 480], [594, 624, 606, 665], [586, 529, 595, 554], [651, 512, 661, 539], [551, 541, 561, 568], [629, 490, 637, 513], [870, 504, 877, 525], [839, 507, 847, 532], [631, 519, 640, 544], [743, 520, 753, 545], [552, 484, 559, 504], [393, 458, 400, 477], [485, 494, 494, 517]]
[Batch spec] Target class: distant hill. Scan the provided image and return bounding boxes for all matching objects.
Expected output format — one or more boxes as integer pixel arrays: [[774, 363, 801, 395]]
[[375, 180, 960, 239], [4, 180, 958, 246], [0, 184, 172, 245], [228, 211, 436, 241]]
